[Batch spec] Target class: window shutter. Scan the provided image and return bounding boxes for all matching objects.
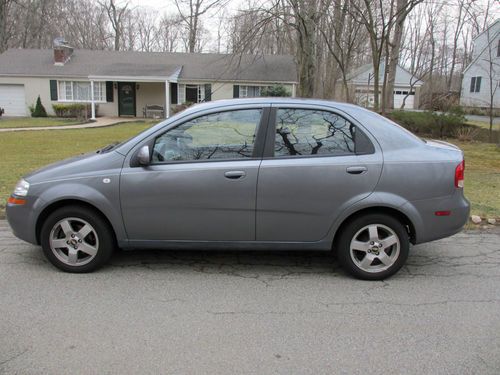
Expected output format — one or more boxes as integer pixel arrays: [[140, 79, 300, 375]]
[[475, 77, 481, 93], [170, 83, 178, 104], [106, 81, 114, 102], [50, 80, 58, 101], [204, 84, 212, 101], [233, 85, 239, 98], [470, 77, 476, 93]]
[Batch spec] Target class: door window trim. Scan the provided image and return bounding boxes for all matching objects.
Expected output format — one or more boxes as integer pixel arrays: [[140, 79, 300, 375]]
[[143, 107, 271, 166], [263, 106, 375, 159]]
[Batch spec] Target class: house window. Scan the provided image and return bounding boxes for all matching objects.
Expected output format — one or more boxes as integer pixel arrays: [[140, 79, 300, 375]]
[[497, 39, 500, 57], [58, 81, 106, 102], [178, 84, 206, 104], [470, 77, 482, 93], [239, 85, 265, 98]]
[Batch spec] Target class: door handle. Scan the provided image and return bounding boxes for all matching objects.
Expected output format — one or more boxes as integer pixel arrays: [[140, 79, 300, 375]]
[[224, 170, 246, 179], [346, 166, 367, 175]]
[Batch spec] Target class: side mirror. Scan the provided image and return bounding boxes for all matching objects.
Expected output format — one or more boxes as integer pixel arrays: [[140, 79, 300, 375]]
[[137, 145, 151, 166]]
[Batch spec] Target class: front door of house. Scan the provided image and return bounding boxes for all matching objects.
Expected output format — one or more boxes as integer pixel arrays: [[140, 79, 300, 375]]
[[118, 82, 136, 116]]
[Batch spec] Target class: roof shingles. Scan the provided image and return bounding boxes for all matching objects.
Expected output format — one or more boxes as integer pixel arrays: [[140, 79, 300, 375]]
[[0, 49, 297, 83]]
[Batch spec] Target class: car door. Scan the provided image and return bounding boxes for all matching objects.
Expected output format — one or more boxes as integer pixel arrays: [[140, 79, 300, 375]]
[[120, 106, 269, 242], [256, 105, 383, 242]]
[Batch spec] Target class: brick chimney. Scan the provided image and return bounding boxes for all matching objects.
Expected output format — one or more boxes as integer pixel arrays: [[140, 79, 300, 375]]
[[53, 37, 73, 66]]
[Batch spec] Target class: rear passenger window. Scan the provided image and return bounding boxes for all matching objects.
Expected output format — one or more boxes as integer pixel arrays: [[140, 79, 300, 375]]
[[274, 108, 371, 157]]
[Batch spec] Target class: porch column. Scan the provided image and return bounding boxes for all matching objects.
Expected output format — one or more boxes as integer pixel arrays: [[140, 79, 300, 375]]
[[90, 80, 96, 120], [165, 80, 170, 118], [292, 83, 296, 97]]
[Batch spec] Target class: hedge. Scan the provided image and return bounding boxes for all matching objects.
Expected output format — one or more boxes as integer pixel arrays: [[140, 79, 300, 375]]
[[387, 111, 466, 139], [52, 103, 98, 119]]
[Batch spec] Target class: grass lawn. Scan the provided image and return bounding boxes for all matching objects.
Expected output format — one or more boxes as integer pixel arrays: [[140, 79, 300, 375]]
[[0, 121, 155, 216], [451, 140, 500, 219], [466, 120, 500, 131], [0, 117, 84, 129], [0, 121, 499, 220]]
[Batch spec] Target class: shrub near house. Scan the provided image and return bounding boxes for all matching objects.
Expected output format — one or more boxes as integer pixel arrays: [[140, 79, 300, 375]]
[[388, 111, 466, 138], [52, 103, 96, 119]]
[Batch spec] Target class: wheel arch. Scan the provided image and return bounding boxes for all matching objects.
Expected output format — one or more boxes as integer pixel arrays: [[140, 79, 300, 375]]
[[35, 199, 117, 246], [332, 206, 417, 249]]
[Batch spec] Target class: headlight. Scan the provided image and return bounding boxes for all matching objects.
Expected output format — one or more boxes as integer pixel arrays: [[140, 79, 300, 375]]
[[13, 178, 30, 197]]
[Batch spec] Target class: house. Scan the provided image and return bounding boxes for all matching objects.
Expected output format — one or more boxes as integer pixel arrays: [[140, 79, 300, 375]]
[[346, 62, 423, 110], [460, 19, 500, 109], [0, 41, 298, 119]]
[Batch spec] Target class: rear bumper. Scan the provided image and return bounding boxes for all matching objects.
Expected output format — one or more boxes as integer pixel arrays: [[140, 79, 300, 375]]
[[405, 191, 470, 244]]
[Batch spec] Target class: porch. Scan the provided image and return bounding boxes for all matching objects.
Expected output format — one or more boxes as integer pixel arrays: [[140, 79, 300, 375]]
[[87, 77, 179, 120]]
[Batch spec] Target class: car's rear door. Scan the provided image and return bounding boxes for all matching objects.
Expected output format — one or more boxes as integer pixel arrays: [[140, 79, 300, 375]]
[[120, 105, 269, 242], [256, 105, 383, 242]]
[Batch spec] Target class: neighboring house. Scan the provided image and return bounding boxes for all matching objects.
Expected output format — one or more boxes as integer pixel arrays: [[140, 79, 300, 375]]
[[460, 19, 500, 109], [346, 62, 423, 110], [0, 41, 298, 118]]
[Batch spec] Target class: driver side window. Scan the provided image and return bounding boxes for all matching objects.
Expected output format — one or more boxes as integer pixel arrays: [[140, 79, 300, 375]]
[[152, 109, 262, 163]]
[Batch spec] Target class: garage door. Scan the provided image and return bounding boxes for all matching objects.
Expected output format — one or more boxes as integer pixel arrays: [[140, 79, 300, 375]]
[[393, 89, 415, 109], [0, 84, 26, 116]]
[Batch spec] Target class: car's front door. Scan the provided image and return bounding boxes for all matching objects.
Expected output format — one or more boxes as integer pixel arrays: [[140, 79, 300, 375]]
[[256, 106, 383, 242], [120, 107, 267, 242]]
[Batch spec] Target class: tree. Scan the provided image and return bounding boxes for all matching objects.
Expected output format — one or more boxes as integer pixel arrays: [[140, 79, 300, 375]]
[[174, 0, 227, 53], [0, 0, 14, 53], [99, 0, 130, 51], [482, 25, 500, 143], [350, 0, 423, 112], [32, 96, 48, 117]]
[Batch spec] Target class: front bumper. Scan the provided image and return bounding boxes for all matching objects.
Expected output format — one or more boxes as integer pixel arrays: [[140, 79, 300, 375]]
[[6, 196, 39, 245]]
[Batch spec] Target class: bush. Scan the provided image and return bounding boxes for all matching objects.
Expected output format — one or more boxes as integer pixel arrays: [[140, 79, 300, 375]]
[[172, 102, 194, 114], [32, 96, 48, 117], [52, 103, 97, 119], [388, 110, 466, 138], [261, 85, 291, 97]]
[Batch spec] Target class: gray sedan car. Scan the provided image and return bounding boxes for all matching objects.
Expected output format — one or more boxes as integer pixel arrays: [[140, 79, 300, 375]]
[[6, 98, 469, 280]]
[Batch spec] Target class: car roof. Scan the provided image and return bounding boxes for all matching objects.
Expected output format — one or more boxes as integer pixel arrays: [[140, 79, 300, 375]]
[[184, 97, 363, 113]]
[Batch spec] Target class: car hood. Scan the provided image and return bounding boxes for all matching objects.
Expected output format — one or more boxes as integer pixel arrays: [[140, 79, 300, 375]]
[[25, 150, 126, 184]]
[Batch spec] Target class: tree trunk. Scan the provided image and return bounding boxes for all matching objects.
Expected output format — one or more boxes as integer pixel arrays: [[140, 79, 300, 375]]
[[0, 0, 8, 53], [385, 0, 407, 112]]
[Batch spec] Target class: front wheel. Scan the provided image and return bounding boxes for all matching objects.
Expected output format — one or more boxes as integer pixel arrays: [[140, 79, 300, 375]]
[[40, 206, 115, 273], [336, 214, 409, 280]]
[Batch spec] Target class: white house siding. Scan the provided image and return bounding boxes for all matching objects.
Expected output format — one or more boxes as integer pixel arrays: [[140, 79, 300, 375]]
[[211, 82, 234, 101], [0, 76, 50, 115], [0, 77, 296, 118], [0, 76, 119, 116], [177, 81, 295, 103], [353, 84, 420, 110], [460, 20, 500, 109], [347, 64, 422, 110]]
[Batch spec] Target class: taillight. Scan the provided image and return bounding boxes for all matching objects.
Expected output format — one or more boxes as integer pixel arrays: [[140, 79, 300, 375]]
[[455, 160, 464, 188]]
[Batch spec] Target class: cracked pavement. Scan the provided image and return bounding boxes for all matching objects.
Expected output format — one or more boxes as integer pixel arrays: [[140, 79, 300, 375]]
[[1, 220, 500, 374]]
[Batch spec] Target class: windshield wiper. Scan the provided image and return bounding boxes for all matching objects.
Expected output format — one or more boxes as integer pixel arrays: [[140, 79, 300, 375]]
[[96, 142, 119, 153]]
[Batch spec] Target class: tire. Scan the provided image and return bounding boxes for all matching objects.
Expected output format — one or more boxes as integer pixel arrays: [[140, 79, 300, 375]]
[[40, 206, 115, 273], [336, 214, 409, 280]]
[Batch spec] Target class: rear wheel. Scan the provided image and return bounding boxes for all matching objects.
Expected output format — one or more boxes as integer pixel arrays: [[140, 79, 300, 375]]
[[336, 214, 409, 280], [40, 206, 115, 273]]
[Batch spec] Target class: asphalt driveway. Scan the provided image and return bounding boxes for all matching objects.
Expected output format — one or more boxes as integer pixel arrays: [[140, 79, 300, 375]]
[[1, 220, 499, 374]]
